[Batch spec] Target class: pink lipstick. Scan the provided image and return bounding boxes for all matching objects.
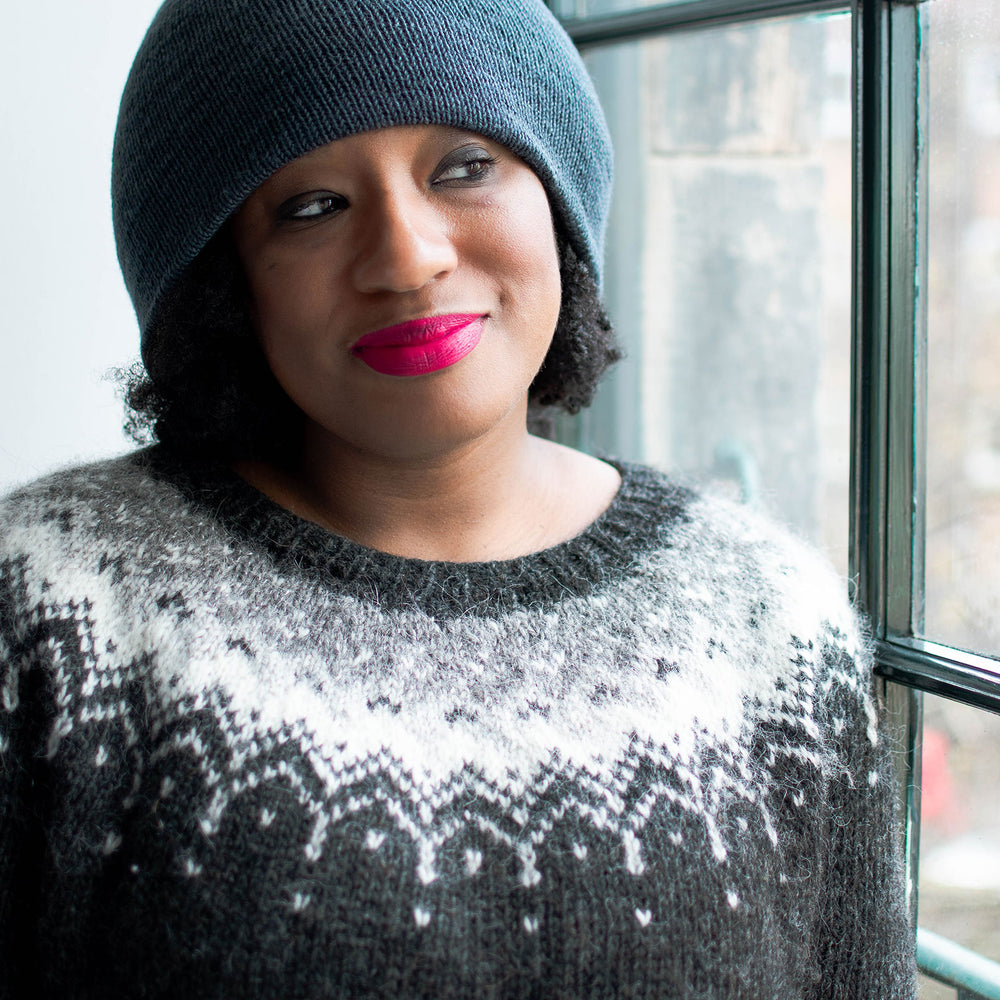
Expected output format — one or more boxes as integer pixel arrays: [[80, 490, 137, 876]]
[[351, 313, 485, 377]]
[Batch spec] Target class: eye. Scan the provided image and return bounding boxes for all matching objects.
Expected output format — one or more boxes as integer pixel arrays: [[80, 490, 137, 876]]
[[277, 191, 348, 222], [433, 146, 499, 186]]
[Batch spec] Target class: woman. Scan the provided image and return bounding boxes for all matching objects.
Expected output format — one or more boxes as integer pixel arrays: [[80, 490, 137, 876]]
[[0, 0, 916, 996]]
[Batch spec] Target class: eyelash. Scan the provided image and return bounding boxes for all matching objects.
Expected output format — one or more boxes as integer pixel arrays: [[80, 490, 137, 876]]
[[433, 148, 499, 185], [276, 146, 500, 223], [280, 193, 347, 222]]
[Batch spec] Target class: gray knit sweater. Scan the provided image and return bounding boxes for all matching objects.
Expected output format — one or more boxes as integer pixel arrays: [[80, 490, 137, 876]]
[[0, 448, 916, 999]]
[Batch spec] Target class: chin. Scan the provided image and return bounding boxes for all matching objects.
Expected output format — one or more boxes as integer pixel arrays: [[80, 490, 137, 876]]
[[306, 383, 531, 464]]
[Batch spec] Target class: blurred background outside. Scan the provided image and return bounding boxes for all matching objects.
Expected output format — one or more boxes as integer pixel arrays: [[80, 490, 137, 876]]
[[920, 0, 1000, 994]]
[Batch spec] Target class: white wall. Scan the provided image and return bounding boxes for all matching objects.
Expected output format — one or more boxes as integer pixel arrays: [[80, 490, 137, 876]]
[[0, 1, 164, 493]]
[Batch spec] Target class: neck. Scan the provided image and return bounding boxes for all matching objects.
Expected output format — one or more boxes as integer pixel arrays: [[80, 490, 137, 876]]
[[236, 419, 555, 562], [315, 426, 553, 561], [235, 405, 622, 562]]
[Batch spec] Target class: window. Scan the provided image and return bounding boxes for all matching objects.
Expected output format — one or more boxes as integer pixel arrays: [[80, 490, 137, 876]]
[[548, 1, 1000, 996]]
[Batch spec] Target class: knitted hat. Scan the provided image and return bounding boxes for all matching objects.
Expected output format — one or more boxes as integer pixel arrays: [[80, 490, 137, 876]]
[[112, 0, 613, 352]]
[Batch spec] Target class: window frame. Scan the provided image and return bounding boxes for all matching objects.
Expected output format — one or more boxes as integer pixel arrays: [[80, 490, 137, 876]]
[[855, 0, 1000, 712], [553, 0, 1000, 699]]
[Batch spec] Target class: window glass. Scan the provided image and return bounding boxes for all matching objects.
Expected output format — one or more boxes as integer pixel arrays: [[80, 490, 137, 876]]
[[917, 693, 1000, 998], [567, 13, 853, 572], [923, 0, 1000, 657]]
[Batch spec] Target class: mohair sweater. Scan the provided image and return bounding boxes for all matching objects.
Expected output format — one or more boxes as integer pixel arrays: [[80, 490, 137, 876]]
[[0, 448, 916, 999]]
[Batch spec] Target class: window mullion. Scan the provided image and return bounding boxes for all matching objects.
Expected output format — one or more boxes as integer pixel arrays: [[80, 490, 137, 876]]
[[851, 0, 890, 631], [853, 0, 924, 929]]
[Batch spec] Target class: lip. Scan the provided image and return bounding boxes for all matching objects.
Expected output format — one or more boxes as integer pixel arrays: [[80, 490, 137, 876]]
[[350, 313, 486, 377]]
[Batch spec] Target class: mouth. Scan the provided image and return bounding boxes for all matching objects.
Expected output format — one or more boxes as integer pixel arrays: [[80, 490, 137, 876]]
[[350, 313, 486, 377]]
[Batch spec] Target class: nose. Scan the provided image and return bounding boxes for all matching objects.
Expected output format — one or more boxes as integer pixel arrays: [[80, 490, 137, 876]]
[[350, 188, 458, 294]]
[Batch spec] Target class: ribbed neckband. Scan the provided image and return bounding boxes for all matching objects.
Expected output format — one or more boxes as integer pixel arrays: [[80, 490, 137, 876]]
[[140, 447, 692, 617]]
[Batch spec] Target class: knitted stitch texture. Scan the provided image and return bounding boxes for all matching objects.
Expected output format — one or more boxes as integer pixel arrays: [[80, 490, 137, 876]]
[[0, 450, 917, 999]]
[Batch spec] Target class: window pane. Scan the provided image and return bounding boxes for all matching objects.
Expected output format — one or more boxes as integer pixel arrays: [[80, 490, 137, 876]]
[[917, 694, 1000, 999], [924, 0, 1000, 657], [568, 14, 852, 572]]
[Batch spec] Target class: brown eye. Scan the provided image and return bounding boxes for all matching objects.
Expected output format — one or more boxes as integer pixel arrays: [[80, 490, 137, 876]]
[[279, 192, 347, 221], [434, 148, 498, 185]]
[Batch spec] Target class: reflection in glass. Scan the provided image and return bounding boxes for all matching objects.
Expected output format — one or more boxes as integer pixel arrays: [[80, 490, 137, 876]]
[[924, 0, 1000, 656], [568, 14, 852, 572]]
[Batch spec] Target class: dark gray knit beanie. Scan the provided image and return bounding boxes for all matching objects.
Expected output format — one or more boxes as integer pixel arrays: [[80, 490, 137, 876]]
[[112, 0, 613, 351]]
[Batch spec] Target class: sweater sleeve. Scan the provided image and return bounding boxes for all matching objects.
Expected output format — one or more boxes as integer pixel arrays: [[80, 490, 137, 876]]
[[806, 641, 918, 1000], [0, 560, 50, 998]]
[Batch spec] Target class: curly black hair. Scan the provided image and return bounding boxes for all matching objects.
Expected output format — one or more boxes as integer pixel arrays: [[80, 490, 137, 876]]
[[122, 229, 620, 461]]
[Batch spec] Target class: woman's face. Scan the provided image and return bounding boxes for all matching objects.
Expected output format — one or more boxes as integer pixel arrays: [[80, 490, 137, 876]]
[[232, 125, 561, 463]]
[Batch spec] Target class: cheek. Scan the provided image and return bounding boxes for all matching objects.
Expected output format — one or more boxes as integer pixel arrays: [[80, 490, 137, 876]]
[[247, 260, 339, 354], [492, 185, 562, 331]]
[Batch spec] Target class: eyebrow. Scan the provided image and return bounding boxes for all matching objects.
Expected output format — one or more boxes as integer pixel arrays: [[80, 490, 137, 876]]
[[438, 127, 491, 145]]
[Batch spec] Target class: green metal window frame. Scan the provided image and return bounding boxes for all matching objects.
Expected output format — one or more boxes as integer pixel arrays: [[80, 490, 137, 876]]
[[551, 0, 1000, 995]]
